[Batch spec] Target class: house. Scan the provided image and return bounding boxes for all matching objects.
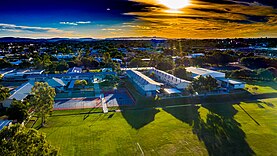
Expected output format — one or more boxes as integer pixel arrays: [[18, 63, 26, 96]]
[[126, 70, 162, 96], [67, 67, 82, 74], [0, 120, 12, 131], [3, 69, 44, 81], [2, 82, 34, 107], [3, 69, 30, 80], [0, 68, 15, 77], [45, 78, 67, 91], [52, 54, 76, 60], [27, 71, 117, 83], [185, 53, 205, 59], [150, 68, 191, 90], [10, 60, 22, 66]]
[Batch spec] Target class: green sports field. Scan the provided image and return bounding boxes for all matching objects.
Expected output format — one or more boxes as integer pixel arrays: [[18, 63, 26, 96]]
[[36, 81, 277, 155]]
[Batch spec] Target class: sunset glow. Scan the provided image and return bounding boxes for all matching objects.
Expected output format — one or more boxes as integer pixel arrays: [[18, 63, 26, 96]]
[[159, 0, 190, 10]]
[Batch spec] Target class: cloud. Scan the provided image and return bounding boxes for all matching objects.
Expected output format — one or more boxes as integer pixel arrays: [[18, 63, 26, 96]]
[[60, 22, 78, 26], [60, 21, 91, 26], [76, 21, 91, 24], [124, 0, 277, 38], [0, 23, 67, 33], [101, 28, 122, 31]]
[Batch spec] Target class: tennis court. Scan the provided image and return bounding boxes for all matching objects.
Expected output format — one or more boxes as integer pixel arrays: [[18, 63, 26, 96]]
[[104, 89, 135, 107], [54, 89, 134, 110]]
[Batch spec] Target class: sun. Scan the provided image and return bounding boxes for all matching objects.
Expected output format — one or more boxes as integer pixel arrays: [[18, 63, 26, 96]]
[[159, 0, 190, 10]]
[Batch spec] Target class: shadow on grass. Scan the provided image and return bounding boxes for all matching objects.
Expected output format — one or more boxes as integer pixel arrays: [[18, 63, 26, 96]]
[[164, 104, 255, 156], [121, 108, 160, 129]]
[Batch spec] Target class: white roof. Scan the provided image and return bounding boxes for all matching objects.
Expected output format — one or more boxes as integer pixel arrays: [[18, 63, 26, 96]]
[[126, 70, 162, 86], [46, 78, 66, 87], [152, 68, 191, 84], [217, 78, 245, 85], [186, 67, 225, 78], [133, 70, 162, 86], [8, 82, 34, 101], [164, 88, 181, 94]]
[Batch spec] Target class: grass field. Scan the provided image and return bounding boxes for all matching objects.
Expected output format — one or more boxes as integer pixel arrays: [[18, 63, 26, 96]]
[[36, 81, 277, 156]]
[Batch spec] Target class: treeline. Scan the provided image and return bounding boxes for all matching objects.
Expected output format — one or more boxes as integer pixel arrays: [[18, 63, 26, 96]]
[[226, 68, 277, 81], [241, 57, 277, 69]]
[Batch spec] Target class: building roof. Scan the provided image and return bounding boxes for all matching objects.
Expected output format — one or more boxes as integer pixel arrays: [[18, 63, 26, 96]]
[[186, 67, 225, 78], [126, 70, 162, 86], [152, 68, 191, 84], [46, 78, 66, 87], [8, 82, 34, 101], [0, 120, 12, 130], [216, 78, 245, 85], [0, 68, 15, 75], [67, 67, 82, 74], [164, 88, 181, 94], [27, 72, 116, 79]]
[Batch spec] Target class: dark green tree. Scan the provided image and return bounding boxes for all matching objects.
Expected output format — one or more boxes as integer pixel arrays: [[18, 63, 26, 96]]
[[0, 124, 58, 155], [173, 66, 190, 79], [0, 85, 10, 101], [7, 100, 29, 123], [192, 75, 218, 94], [129, 58, 146, 67]]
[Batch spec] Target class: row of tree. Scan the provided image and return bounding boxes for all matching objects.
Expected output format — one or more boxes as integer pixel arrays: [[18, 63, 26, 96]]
[[228, 68, 276, 81]]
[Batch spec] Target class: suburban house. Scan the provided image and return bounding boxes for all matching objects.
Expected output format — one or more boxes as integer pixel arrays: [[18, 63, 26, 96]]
[[3, 69, 44, 81], [67, 67, 82, 74], [0, 120, 12, 131], [2, 82, 34, 107], [27, 71, 116, 82], [126, 70, 162, 96], [0, 68, 15, 77]]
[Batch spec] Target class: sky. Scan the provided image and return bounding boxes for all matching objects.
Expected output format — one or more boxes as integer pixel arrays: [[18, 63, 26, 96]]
[[0, 0, 276, 38]]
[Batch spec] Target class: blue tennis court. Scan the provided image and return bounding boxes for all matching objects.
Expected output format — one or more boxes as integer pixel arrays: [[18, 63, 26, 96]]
[[104, 89, 135, 107]]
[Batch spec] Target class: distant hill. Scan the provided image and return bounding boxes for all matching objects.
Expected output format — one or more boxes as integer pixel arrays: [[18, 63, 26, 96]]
[[0, 37, 97, 43], [105, 37, 167, 40]]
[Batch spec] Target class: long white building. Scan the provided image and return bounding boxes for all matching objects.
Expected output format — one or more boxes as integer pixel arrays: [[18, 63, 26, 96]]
[[126, 70, 162, 96], [150, 68, 191, 90], [186, 67, 245, 89]]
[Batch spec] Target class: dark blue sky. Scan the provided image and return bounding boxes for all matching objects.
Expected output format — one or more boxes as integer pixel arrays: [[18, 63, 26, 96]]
[[0, 0, 276, 38]]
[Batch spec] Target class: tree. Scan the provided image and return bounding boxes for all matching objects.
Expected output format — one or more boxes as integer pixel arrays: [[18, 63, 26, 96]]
[[102, 52, 113, 67], [173, 66, 190, 79], [0, 59, 12, 68], [18, 60, 32, 69], [30, 82, 56, 127], [129, 58, 146, 67], [81, 57, 99, 69], [157, 58, 174, 71], [74, 80, 88, 88], [0, 124, 58, 155], [7, 100, 29, 123], [0, 85, 10, 101], [33, 54, 52, 69], [192, 75, 218, 94], [56, 60, 69, 72]]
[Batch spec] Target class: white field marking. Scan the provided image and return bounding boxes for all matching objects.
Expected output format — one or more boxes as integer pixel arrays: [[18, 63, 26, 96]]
[[137, 142, 144, 156]]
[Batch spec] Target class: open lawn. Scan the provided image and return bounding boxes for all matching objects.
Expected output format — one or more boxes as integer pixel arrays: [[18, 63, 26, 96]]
[[36, 81, 277, 155]]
